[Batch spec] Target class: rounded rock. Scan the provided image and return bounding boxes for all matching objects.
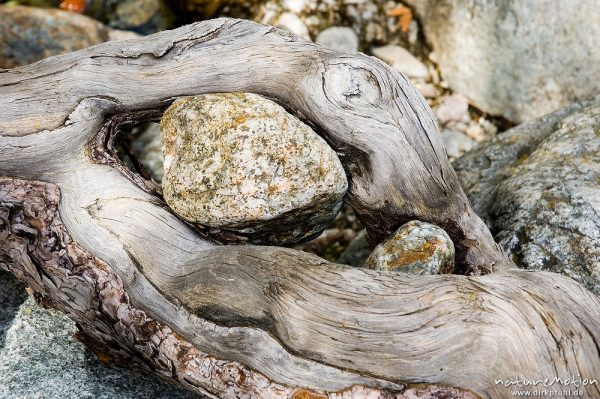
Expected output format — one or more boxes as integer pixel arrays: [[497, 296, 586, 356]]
[[0, 5, 109, 69], [316, 27, 359, 53], [371, 45, 429, 80], [275, 12, 310, 40], [161, 93, 348, 245], [364, 221, 455, 274]]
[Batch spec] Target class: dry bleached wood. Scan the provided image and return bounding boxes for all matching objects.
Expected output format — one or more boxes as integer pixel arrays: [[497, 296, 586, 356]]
[[0, 18, 599, 399]]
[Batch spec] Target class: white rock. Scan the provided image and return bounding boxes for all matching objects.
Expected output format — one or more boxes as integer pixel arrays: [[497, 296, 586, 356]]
[[275, 12, 310, 40], [161, 93, 348, 245], [316, 27, 359, 53], [441, 128, 476, 159], [465, 123, 486, 142], [107, 28, 142, 41], [413, 82, 438, 98], [434, 94, 469, 125], [282, 0, 307, 13], [371, 45, 429, 80]]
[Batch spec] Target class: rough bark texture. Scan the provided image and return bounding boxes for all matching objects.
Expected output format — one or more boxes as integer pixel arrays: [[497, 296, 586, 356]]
[[1, 18, 599, 399]]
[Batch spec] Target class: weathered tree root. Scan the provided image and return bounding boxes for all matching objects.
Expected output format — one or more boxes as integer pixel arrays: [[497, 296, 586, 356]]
[[0, 178, 478, 398], [1, 18, 599, 399]]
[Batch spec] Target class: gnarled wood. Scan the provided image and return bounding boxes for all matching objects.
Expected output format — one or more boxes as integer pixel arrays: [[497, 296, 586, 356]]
[[1, 18, 599, 399]]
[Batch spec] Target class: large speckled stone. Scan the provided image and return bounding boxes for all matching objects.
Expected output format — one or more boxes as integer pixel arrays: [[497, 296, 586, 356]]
[[161, 93, 348, 245], [454, 96, 600, 295], [364, 221, 455, 275]]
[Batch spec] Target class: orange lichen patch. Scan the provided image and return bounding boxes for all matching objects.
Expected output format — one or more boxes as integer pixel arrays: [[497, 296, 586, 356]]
[[291, 389, 327, 399], [385, 242, 437, 271], [386, 6, 412, 32], [60, 0, 86, 13]]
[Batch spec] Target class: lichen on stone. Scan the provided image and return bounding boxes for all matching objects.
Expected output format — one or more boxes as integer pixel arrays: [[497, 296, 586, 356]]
[[364, 220, 455, 275]]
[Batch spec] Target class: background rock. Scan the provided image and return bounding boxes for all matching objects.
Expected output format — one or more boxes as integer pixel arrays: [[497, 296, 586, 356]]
[[454, 97, 600, 295], [371, 44, 429, 80], [275, 11, 310, 39], [129, 123, 164, 184], [434, 94, 469, 125], [336, 229, 370, 267], [316, 26, 358, 53], [405, 0, 600, 123], [0, 5, 108, 68], [441, 128, 476, 159], [84, 0, 174, 34], [364, 221, 455, 274], [295, 204, 363, 262], [161, 93, 348, 245], [0, 271, 199, 399]]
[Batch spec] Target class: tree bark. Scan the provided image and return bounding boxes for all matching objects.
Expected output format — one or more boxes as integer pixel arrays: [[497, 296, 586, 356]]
[[1, 18, 599, 399]]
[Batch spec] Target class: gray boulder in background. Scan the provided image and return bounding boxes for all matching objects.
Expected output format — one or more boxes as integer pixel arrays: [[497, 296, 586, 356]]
[[454, 97, 600, 295], [406, 0, 600, 123]]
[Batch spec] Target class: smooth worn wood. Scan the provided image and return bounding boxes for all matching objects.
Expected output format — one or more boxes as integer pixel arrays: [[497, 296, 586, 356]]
[[1, 18, 599, 399]]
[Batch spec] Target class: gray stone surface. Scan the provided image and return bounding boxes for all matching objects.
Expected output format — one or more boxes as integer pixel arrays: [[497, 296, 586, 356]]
[[364, 221, 455, 274], [406, 0, 600, 122], [454, 97, 600, 295], [316, 27, 359, 53], [161, 93, 348, 245], [0, 271, 199, 399]]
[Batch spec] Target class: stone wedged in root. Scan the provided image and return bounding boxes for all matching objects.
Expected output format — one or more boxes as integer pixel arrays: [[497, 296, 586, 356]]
[[161, 93, 348, 245], [364, 220, 455, 274]]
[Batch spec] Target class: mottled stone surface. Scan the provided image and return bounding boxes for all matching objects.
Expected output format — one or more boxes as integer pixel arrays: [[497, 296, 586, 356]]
[[454, 97, 600, 295], [0, 271, 199, 399], [161, 93, 348, 245], [405, 0, 600, 122], [364, 221, 455, 274], [0, 5, 108, 68]]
